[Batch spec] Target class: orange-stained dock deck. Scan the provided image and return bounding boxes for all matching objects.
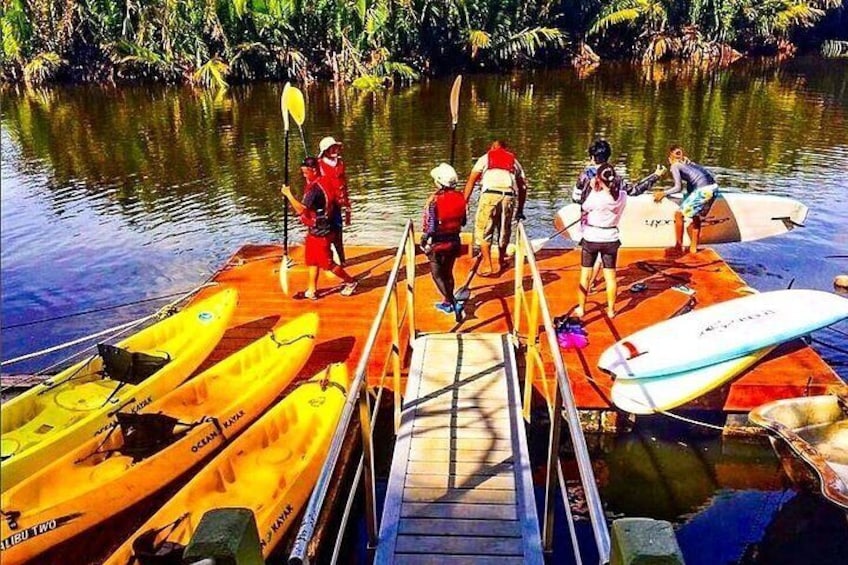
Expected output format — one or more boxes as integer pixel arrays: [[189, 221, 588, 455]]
[[195, 242, 846, 415]]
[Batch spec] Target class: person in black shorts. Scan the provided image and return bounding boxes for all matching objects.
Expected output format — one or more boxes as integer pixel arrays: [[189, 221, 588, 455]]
[[574, 163, 628, 319]]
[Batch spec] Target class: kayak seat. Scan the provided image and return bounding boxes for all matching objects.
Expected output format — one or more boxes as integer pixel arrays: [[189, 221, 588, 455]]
[[131, 526, 185, 565], [115, 412, 183, 463], [98, 344, 171, 385]]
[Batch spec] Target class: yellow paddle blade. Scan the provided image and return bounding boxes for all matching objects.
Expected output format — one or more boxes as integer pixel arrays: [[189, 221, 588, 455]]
[[279, 253, 290, 295], [285, 86, 306, 127], [281, 82, 291, 132], [450, 75, 462, 125]]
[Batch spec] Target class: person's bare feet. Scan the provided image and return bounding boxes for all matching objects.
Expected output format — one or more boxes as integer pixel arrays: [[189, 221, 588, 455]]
[[573, 306, 584, 318], [606, 308, 616, 319]]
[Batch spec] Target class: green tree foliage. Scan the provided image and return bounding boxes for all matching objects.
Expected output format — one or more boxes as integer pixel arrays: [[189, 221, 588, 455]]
[[0, 0, 845, 87]]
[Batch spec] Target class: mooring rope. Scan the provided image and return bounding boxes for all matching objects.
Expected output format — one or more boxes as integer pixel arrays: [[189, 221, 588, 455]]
[[0, 290, 198, 330], [0, 282, 215, 369]]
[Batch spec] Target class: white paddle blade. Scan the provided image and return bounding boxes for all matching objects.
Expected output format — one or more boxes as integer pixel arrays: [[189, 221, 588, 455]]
[[279, 254, 290, 295], [450, 75, 462, 125], [530, 237, 550, 253]]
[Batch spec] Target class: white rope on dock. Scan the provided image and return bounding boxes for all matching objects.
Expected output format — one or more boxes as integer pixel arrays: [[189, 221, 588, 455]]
[[0, 319, 147, 367], [1, 282, 214, 369]]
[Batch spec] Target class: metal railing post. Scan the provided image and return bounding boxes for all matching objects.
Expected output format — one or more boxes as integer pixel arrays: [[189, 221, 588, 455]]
[[405, 232, 416, 341], [513, 227, 525, 339], [390, 287, 402, 432], [357, 375, 378, 550], [543, 382, 564, 551]]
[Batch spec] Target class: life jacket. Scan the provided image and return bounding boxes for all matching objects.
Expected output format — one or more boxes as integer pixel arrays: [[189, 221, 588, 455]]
[[319, 158, 345, 193], [301, 178, 336, 237], [482, 147, 518, 192], [432, 190, 466, 238], [487, 146, 516, 172]]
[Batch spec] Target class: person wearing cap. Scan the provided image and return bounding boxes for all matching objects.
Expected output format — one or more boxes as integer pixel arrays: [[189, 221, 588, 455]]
[[573, 139, 665, 293], [281, 157, 358, 299], [653, 145, 719, 254], [573, 139, 664, 204], [317, 136, 350, 265], [463, 139, 528, 276], [422, 163, 467, 323], [574, 163, 628, 319]]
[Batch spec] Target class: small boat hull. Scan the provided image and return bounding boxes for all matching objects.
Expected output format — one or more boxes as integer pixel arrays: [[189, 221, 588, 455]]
[[749, 395, 848, 511]]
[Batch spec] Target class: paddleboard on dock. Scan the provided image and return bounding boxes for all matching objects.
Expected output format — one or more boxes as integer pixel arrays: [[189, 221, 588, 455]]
[[611, 346, 775, 414], [555, 192, 808, 248], [599, 289, 848, 380]]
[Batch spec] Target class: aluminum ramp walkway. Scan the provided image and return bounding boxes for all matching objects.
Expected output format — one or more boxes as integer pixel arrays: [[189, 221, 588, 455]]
[[376, 333, 543, 564]]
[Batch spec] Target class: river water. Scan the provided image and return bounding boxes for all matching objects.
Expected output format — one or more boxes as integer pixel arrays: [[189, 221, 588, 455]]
[[2, 58, 848, 563]]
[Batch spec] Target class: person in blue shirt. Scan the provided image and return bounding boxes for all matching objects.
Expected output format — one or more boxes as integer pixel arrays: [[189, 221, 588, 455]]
[[653, 145, 719, 254]]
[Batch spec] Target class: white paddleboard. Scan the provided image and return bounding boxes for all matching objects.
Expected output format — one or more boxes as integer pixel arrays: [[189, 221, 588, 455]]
[[599, 289, 848, 379], [611, 346, 775, 414], [555, 192, 808, 248]]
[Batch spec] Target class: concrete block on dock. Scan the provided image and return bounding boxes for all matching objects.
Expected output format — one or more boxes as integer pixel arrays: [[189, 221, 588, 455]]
[[611, 517, 685, 565], [182, 508, 263, 565]]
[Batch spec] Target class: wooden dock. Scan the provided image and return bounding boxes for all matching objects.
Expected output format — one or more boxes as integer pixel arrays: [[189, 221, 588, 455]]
[[198, 242, 846, 415], [375, 333, 542, 564]]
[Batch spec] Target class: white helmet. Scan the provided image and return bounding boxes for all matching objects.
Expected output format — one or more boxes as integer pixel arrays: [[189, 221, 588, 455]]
[[430, 163, 458, 188], [318, 136, 342, 156]]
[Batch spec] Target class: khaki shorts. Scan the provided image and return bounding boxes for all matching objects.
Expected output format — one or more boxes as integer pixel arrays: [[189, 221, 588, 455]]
[[474, 191, 515, 249]]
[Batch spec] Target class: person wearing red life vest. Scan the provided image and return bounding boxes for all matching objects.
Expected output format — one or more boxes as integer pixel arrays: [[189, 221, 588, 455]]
[[281, 157, 358, 300], [422, 163, 467, 323], [317, 136, 350, 265], [463, 139, 528, 276]]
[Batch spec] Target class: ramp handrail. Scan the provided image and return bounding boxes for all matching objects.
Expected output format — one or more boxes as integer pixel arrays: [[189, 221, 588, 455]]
[[513, 222, 611, 564], [289, 220, 417, 565]]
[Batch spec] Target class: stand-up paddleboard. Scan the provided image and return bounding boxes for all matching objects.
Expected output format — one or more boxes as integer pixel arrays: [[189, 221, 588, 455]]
[[555, 192, 808, 248], [599, 289, 848, 380], [611, 346, 775, 414]]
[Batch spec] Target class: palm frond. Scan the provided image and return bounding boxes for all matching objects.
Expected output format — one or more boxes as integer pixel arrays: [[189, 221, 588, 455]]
[[191, 57, 229, 89], [1, 0, 30, 62], [589, 8, 642, 36], [774, 4, 824, 32], [23, 52, 63, 85], [351, 74, 384, 90], [468, 29, 491, 59], [492, 27, 566, 61]]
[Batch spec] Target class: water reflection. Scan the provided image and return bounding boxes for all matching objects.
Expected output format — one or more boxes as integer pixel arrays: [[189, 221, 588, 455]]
[[2, 59, 847, 373], [595, 425, 848, 564]]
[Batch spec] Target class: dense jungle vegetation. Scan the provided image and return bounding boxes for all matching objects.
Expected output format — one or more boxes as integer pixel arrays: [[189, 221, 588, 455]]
[[1, 1, 847, 88]]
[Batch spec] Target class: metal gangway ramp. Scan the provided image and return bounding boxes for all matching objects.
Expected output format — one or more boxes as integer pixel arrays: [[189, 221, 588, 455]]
[[375, 333, 543, 564]]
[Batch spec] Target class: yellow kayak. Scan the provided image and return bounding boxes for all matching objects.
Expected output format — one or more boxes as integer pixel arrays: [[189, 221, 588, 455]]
[[104, 362, 348, 565], [0, 312, 318, 565], [0, 287, 238, 493]]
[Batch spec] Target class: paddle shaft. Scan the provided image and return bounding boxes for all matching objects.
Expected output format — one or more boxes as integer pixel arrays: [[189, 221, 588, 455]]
[[284, 128, 290, 253], [456, 254, 483, 300], [450, 124, 457, 166]]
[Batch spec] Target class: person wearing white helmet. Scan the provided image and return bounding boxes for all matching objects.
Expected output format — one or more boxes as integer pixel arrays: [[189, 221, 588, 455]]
[[317, 136, 350, 265], [463, 139, 528, 276], [422, 163, 467, 323]]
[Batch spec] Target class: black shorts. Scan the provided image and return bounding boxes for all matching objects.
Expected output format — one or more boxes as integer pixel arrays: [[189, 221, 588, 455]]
[[581, 240, 621, 269]]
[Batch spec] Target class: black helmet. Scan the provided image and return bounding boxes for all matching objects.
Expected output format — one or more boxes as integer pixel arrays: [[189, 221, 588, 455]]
[[588, 139, 611, 162]]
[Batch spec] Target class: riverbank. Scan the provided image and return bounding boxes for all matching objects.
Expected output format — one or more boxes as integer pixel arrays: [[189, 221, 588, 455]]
[[2, 1, 846, 88]]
